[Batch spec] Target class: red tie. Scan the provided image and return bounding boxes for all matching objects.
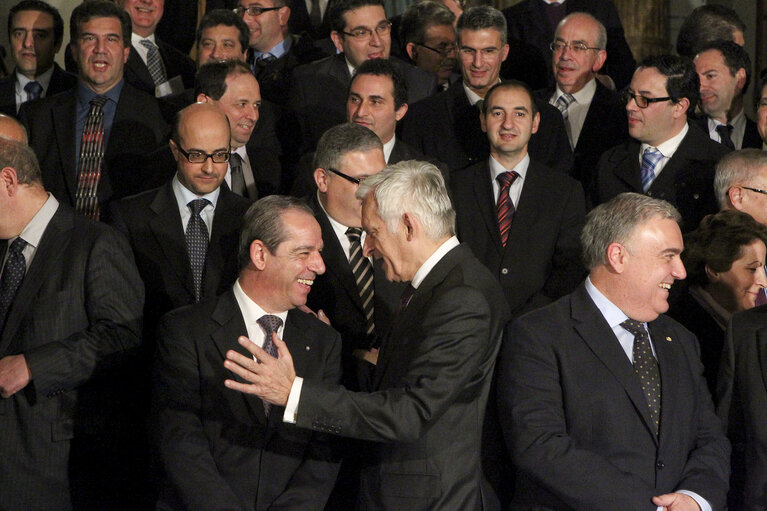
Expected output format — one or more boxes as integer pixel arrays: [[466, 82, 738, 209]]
[[496, 171, 519, 247]]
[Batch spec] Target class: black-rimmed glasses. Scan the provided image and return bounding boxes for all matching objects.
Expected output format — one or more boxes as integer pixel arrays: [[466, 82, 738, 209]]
[[341, 21, 392, 41], [326, 167, 361, 185], [621, 89, 674, 109], [234, 5, 282, 16], [414, 41, 457, 56], [176, 146, 231, 164], [743, 186, 767, 197], [549, 41, 601, 54]]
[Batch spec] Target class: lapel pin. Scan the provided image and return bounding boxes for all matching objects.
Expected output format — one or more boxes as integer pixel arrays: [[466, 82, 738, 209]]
[[306, 346, 311, 350], [665, 336, 672, 342]]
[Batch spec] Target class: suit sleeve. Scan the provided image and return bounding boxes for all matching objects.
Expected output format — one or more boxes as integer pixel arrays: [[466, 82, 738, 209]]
[[23, 226, 144, 396], [295, 285, 498, 443]]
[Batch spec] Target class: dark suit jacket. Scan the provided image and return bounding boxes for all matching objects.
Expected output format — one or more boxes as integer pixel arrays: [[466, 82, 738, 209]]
[[503, 0, 636, 91], [536, 79, 628, 196], [18, 82, 169, 214], [289, 54, 438, 151], [288, 0, 337, 41], [452, 159, 586, 317], [716, 305, 767, 510], [594, 123, 730, 232], [297, 243, 510, 510], [153, 291, 341, 510], [124, 41, 196, 97], [690, 112, 763, 150], [499, 283, 730, 511], [400, 78, 573, 174], [0, 203, 143, 511], [0, 63, 77, 117]]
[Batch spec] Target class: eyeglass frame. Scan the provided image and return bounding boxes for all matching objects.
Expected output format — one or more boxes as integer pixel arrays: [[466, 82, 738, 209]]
[[234, 5, 282, 17], [339, 20, 392, 41], [742, 186, 767, 197], [175, 144, 231, 164], [413, 41, 457, 57], [549, 40, 602, 54], [621, 89, 675, 109], [326, 167, 361, 185]]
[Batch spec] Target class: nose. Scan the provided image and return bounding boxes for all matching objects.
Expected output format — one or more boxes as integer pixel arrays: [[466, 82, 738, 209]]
[[362, 235, 374, 258], [671, 255, 686, 280], [756, 266, 767, 288], [369, 29, 382, 48], [472, 50, 483, 68], [201, 155, 214, 174], [23, 31, 34, 49], [626, 94, 638, 113], [355, 100, 369, 118], [309, 250, 326, 275], [245, 103, 258, 121]]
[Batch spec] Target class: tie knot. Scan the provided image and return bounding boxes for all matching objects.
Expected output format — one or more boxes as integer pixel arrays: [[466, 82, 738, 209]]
[[9, 237, 27, 255], [187, 198, 210, 216], [90, 95, 108, 109], [24, 81, 42, 97], [716, 123, 733, 134], [555, 93, 575, 112], [497, 171, 519, 189], [140, 39, 157, 51], [621, 319, 646, 338], [345, 227, 363, 243], [257, 314, 283, 336]]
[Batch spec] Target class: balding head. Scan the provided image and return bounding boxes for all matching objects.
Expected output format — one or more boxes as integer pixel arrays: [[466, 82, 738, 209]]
[[0, 115, 28, 144]]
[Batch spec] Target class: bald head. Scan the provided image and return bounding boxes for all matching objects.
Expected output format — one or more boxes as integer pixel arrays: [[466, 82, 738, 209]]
[[0, 115, 28, 144], [173, 102, 231, 147]]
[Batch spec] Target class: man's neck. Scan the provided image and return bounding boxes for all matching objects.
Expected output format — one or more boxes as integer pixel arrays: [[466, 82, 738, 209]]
[[491, 148, 527, 171], [724, 96, 744, 124]]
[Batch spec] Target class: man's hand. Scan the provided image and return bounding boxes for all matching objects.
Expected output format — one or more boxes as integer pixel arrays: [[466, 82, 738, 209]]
[[297, 305, 331, 326], [653, 493, 701, 511], [353, 348, 379, 365], [224, 334, 296, 406], [0, 354, 31, 398]]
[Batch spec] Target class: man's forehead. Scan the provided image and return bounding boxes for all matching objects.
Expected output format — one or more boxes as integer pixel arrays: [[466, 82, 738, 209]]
[[342, 5, 386, 25], [459, 28, 502, 45], [12, 10, 55, 28], [352, 74, 394, 96], [203, 24, 240, 37]]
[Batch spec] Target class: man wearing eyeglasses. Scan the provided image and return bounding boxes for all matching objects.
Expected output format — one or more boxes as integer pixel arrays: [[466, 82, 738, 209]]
[[594, 55, 730, 232], [399, 0, 458, 89], [537, 12, 626, 197], [290, 0, 438, 152]]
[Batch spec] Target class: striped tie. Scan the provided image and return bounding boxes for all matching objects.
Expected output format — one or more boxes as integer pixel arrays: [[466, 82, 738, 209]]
[[640, 147, 663, 193], [496, 171, 519, 247], [139, 39, 167, 87], [75, 96, 108, 220], [346, 227, 375, 340], [555, 93, 575, 119]]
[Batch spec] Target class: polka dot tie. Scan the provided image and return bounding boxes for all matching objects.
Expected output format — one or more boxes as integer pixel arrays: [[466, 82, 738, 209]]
[[622, 319, 661, 435], [185, 199, 210, 302], [0, 237, 28, 332], [257, 314, 283, 416]]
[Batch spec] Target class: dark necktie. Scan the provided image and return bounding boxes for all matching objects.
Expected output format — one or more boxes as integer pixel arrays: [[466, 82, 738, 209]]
[[346, 227, 375, 340], [185, 198, 210, 302], [395, 285, 415, 317], [543, 1, 567, 30], [496, 171, 519, 247], [0, 237, 28, 332], [257, 314, 283, 415], [309, 0, 322, 29], [139, 39, 167, 87], [621, 319, 661, 435], [640, 147, 662, 193], [76, 95, 108, 220], [24, 81, 42, 101], [715, 124, 735, 150], [229, 152, 247, 197]]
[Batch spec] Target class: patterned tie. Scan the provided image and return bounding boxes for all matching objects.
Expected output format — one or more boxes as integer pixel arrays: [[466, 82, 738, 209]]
[[0, 238, 27, 332], [346, 227, 375, 340], [185, 198, 210, 302], [715, 124, 735, 150], [75, 95, 108, 220], [139, 39, 167, 87], [621, 319, 661, 435], [24, 81, 42, 101], [257, 314, 283, 416], [555, 93, 575, 119], [640, 147, 663, 193], [496, 171, 519, 247], [229, 152, 247, 197]]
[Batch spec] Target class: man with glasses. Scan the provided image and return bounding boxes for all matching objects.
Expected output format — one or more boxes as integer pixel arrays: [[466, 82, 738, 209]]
[[537, 12, 626, 196], [595, 55, 729, 232], [399, 0, 458, 89], [290, 0, 438, 151]]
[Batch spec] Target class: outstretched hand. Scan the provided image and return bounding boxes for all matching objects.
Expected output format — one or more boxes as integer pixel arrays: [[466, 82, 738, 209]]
[[224, 334, 296, 406]]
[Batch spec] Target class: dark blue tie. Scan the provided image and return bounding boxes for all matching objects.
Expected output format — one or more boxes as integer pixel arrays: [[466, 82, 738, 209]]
[[0, 238, 28, 332], [24, 81, 42, 101]]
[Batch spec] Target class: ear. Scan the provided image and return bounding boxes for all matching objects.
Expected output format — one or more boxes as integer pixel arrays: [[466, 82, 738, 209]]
[[479, 107, 487, 133], [394, 103, 408, 122], [314, 167, 329, 192], [605, 241, 628, 273], [70, 41, 79, 66], [500, 43, 510, 63], [250, 239, 269, 271], [405, 42, 418, 62], [672, 96, 690, 118], [705, 264, 721, 282], [402, 212, 416, 241], [169, 138, 180, 162], [278, 5, 291, 28], [592, 49, 607, 73], [728, 186, 745, 210], [330, 31, 345, 54], [0, 166, 19, 197], [122, 44, 130, 64], [735, 67, 747, 92], [531, 111, 540, 134], [196, 93, 212, 103]]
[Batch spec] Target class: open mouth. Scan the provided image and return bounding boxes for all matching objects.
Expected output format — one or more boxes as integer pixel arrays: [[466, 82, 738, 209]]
[[297, 278, 314, 286], [659, 282, 671, 290]]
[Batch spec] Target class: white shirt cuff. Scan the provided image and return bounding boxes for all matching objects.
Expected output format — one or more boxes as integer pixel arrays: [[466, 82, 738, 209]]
[[282, 376, 303, 423], [655, 490, 710, 511]]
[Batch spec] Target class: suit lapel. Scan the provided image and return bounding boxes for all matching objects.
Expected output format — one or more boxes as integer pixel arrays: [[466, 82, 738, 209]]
[[203, 189, 241, 298], [611, 141, 642, 192], [52, 93, 78, 203], [126, 46, 154, 92], [757, 328, 767, 399], [505, 162, 546, 257], [472, 162, 503, 252]]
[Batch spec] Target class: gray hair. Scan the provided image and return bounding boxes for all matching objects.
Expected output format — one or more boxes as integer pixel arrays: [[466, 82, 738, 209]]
[[456, 5, 507, 45], [0, 138, 41, 185], [581, 193, 681, 269], [313, 123, 383, 172], [714, 149, 767, 208], [355, 160, 455, 240], [556, 12, 606, 50], [238, 195, 314, 270]]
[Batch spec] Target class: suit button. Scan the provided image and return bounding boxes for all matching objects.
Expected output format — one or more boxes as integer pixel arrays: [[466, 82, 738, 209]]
[[693, 193, 700, 199], [500, 268, 509, 275], [656, 460, 665, 470]]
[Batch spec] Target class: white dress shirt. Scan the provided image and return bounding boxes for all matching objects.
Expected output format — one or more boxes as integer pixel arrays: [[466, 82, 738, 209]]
[[639, 123, 689, 180], [14, 65, 54, 111], [549, 78, 597, 149], [0, 194, 58, 273], [707, 109, 746, 149], [489, 153, 531, 209], [226, 145, 256, 197], [171, 174, 221, 237]]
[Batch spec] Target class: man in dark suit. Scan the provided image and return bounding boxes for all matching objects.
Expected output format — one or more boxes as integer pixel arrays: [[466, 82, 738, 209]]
[[502, 0, 636, 91], [153, 195, 341, 510], [0, 123, 143, 510], [117, 0, 196, 97], [225, 161, 510, 510], [290, 0, 438, 152], [19, 1, 169, 219], [537, 12, 627, 195], [400, 6, 573, 175], [693, 40, 761, 151], [498, 192, 730, 510], [595, 55, 730, 232], [0, 0, 77, 117]]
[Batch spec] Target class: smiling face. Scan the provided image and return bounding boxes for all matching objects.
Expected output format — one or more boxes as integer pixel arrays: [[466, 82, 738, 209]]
[[408, 23, 457, 85], [458, 28, 509, 98], [481, 85, 540, 165], [10, 9, 60, 80], [626, 66, 687, 147], [71, 16, 130, 94], [347, 73, 407, 144], [197, 24, 246, 65], [695, 48, 744, 123], [214, 72, 261, 148], [552, 14, 606, 94], [237, 0, 288, 52], [170, 106, 230, 195], [120, 0, 163, 37], [707, 239, 767, 313], [331, 5, 390, 69]]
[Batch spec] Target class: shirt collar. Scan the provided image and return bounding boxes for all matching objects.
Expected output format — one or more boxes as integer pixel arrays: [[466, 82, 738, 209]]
[[233, 279, 289, 326], [76, 78, 124, 107], [584, 276, 630, 329], [253, 36, 291, 60], [16, 65, 55, 92], [554, 77, 596, 104], [382, 135, 396, 162], [640, 122, 689, 158], [171, 173, 221, 208], [411, 236, 460, 289], [132, 32, 156, 45], [463, 81, 485, 106], [15, 194, 59, 250], [488, 153, 530, 181]]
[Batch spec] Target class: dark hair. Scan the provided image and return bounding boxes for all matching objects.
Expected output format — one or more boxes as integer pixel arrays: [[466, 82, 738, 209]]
[[194, 59, 252, 99], [482, 80, 538, 117], [328, 0, 386, 33], [696, 39, 751, 95], [70, 0, 132, 46], [196, 9, 249, 55], [638, 54, 700, 112], [399, 1, 455, 45], [676, 4, 745, 59], [456, 5, 507, 45], [9, 0, 64, 47], [238, 195, 314, 270], [350, 58, 408, 109], [0, 138, 42, 185], [683, 209, 767, 286], [313, 122, 382, 172]]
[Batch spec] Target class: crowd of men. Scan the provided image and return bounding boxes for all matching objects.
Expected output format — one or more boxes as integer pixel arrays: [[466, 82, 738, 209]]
[[1, 0, 767, 509]]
